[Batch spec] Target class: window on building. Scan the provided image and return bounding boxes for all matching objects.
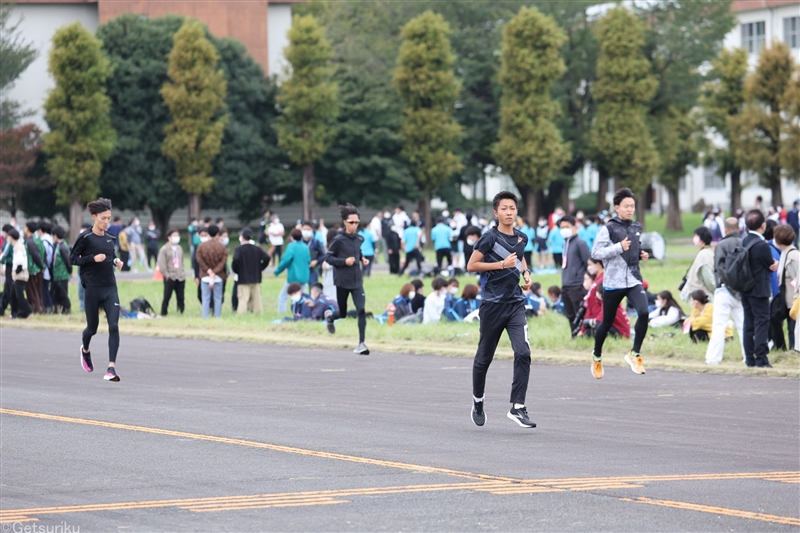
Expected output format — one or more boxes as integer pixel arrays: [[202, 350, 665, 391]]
[[679, 176, 686, 191], [703, 166, 725, 190], [785, 17, 799, 49], [741, 21, 766, 54]]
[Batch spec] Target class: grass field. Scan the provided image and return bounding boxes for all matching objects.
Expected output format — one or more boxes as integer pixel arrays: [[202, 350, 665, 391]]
[[4, 238, 798, 377], [644, 212, 705, 239]]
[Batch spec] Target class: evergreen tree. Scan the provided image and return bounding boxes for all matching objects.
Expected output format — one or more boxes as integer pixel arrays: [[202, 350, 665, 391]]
[[275, 14, 338, 221], [590, 6, 658, 226], [730, 41, 796, 207], [495, 6, 569, 225], [394, 11, 463, 233], [699, 47, 748, 212], [161, 19, 228, 221], [0, 1, 37, 129], [42, 22, 116, 242], [654, 106, 699, 229]]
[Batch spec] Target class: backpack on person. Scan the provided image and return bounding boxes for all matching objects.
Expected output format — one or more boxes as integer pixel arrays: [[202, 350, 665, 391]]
[[129, 297, 155, 315], [719, 239, 757, 294]]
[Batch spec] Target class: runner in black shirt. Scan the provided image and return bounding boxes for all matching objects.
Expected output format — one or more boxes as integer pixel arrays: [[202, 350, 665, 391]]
[[70, 198, 124, 382], [467, 192, 535, 428]]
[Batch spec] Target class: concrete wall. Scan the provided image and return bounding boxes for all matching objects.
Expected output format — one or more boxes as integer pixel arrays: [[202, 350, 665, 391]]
[[267, 3, 292, 77], [6, 4, 99, 130]]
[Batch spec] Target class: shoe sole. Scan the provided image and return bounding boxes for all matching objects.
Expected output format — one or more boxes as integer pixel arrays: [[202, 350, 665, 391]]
[[103, 374, 120, 382], [80, 345, 93, 373], [506, 412, 536, 428], [354, 349, 370, 355], [624, 354, 645, 374], [471, 408, 486, 427]]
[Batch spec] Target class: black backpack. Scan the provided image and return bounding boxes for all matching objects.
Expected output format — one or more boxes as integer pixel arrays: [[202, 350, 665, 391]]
[[129, 297, 155, 314], [720, 239, 757, 294]]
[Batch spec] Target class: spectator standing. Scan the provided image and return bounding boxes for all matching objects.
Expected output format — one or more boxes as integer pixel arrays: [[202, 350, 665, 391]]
[[369, 212, 383, 264], [8, 228, 32, 319], [77, 222, 91, 311], [302, 221, 325, 285], [195, 225, 228, 318], [145, 221, 160, 270], [232, 228, 271, 315], [107, 217, 123, 238], [519, 219, 536, 269], [50, 226, 72, 314], [125, 218, 144, 272], [117, 222, 130, 271], [257, 209, 271, 246], [547, 223, 564, 270], [380, 210, 393, 263], [157, 229, 186, 316], [399, 222, 423, 276], [274, 228, 311, 314], [187, 218, 199, 256], [431, 217, 453, 271], [38, 222, 55, 312], [268, 214, 285, 263], [787, 201, 800, 247], [392, 205, 411, 237], [774, 224, 799, 350], [0, 225, 13, 315], [23, 221, 45, 314], [681, 227, 715, 303], [321, 228, 338, 300], [534, 217, 550, 269], [706, 218, 746, 365], [765, 220, 785, 349], [464, 226, 482, 267], [559, 215, 591, 336], [358, 225, 376, 277], [741, 210, 777, 367]]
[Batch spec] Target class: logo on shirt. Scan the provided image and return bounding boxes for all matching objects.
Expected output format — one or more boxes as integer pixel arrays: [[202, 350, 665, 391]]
[[107, 239, 112, 242], [517, 237, 523, 243]]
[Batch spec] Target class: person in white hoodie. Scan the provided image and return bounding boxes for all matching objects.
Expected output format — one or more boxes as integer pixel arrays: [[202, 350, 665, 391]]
[[648, 290, 685, 328], [423, 277, 448, 324], [7, 228, 32, 319]]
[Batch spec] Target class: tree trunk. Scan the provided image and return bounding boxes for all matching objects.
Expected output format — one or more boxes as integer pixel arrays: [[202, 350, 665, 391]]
[[188, 194, 201, 223], [770, 174, 783, 208], [418, 190, 432, 242], [596, 166, 609, 212], [8, 194, 17, 218], [151, 207, 174, 238], [665, 185, 683, 231], [636, 191, 647, 231], [69, 199, 83, 243], [302, 162, 315, 222], [525, 187, 538, 228], [730, 168, 741, 212]]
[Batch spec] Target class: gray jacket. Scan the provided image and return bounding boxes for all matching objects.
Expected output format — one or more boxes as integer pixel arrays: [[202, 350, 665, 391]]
[[591, 224, 642, 289], [714, 232, 741, 289], [562, 235, 590, 287]]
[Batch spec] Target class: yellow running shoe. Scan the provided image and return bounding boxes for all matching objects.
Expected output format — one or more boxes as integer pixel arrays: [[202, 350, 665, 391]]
[[624, 352, 645, 374], [591, 359, 604, 379]]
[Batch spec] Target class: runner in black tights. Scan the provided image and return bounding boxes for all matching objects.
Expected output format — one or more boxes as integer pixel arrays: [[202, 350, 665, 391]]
[[324, 204, 370, 355], [70, 198, 124, 382]]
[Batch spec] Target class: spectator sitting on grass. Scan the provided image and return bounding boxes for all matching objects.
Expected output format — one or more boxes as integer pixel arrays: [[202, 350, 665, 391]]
[[309, 283, 339, 320], [287, 282, 313, 321], [410, 278, 425, 314], [580, 284, 631, 339], [684, 289, 732, 343], [444, 278, 459, 318], [523, 283, 548, 318], [649, 290, 685, 328], [423, 277, 448, 324], [446, 283, 481, 322], [548, 285, 564, 315]]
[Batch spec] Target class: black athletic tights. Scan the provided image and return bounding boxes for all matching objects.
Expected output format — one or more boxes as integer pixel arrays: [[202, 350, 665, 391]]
[[593, 284, 648, 359], [333, 286, 366, 344], [83, 285, 120, 363]]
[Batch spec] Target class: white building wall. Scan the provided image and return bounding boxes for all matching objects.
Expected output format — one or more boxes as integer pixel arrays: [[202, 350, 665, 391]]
[[723, 3, 800, 67], [267, 3, 293, 78], [6, 4, 99, 131]]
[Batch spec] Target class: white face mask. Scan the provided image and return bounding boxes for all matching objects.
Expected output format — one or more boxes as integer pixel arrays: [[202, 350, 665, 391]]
[[587, 265, 597, 275], [290, 293, 302, 303], [384, 212, 391, 219], [302, 230, 313, 239], [693, 235, 702, 247], [467, 238, 478, 246], [560, 228, 573, 239], [221, 237, 230, 246], [170, 235, 180, 245], [408, 291, 416, 300], [199, 236, 210, 243], [538, 220, 546, 227], [449, 287, 458, 295], [442, 210, 449, 218], [148, 225, 155, 231], [273, 218, 280, 225]]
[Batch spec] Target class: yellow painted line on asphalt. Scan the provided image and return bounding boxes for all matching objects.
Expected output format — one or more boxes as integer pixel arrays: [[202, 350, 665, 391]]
[[621, 497, 800, 526], [0, 408, 511, 482]]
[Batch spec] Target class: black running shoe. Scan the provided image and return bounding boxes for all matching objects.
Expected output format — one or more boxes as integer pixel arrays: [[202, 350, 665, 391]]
[[325, 310, 336, 334], [471, 401, 486, 427], [80, 345, 93, 373], [507, 406, 536, 428], [103, 367, 120, 382]]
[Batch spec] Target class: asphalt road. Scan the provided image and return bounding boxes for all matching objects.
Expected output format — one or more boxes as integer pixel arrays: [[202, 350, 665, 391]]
[[1, 328, 798, 532]]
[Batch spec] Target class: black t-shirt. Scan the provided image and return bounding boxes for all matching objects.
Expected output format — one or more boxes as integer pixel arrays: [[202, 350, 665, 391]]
[[69, 229, 118, 288], [475, 227, 527, 304]]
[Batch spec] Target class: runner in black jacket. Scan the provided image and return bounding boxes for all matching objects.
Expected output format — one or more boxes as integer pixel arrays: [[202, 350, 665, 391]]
[[324, 204, 371, 355], [70, 198, 124, 382]]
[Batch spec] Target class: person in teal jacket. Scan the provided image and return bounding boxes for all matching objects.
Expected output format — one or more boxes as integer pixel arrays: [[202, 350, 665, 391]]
[[274, 228, 311, 313], [547, 225, 565, 270], [519, 219, 536, 269]]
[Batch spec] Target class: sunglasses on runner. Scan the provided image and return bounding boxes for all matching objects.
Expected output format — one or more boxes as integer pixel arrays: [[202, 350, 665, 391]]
[[345, 220, 360, 225]]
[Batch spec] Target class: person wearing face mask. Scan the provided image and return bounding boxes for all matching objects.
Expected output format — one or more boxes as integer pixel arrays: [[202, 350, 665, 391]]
[[534, 218, 550, 270], [157, 229, 186, 316], [369, 211, 383, 264], [268, 214, 285, 264], [423, 277, 448, 324], [301, 221, 325, 285], [442, 278, 460, 319], [195, 225, 228, 318], [125, 217, 144, 272], [232, 227, 271, 315], [410, 278, 425, 314], [431, 217, 453, 272], [519, 218, 536, 270], [387, 283, 417, 323], [380, 209, 393, 264], [358, 223, 377, 277], [145, 221, 161, 271], [680, 226, 714, 304], [274, 228, 312, 314], [463, 226, 482, 266], [648, 290, 685, 328], [559, 215, 591, 336], [286, 282, 314, 321]]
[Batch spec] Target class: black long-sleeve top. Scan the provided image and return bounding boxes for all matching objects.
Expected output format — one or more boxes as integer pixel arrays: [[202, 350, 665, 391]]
[[324, 230, 364, 290], [70, 230, 118, 288]]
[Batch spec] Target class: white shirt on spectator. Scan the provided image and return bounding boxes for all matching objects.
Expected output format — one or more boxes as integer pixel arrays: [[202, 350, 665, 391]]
[[268, 221, 285, 246], [423, 291, 446, 324], [649, 305, 681, 327]]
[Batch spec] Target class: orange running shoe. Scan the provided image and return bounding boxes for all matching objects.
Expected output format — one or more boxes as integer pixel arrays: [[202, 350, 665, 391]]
[[591, 358, 604, 379], [624, 352, 645, 374]]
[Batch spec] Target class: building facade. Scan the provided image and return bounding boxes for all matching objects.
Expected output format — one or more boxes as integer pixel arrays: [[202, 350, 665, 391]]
[[6, 0, 297, 130]]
